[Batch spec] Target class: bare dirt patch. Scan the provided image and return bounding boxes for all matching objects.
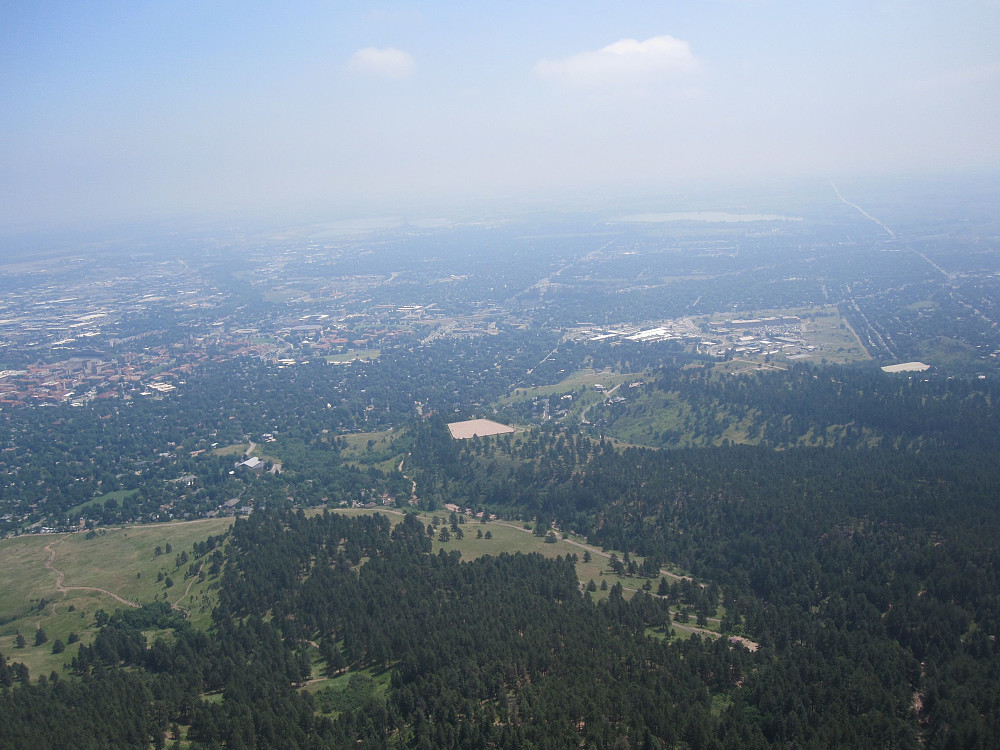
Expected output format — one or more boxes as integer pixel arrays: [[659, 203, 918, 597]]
[[447, 419, 515, 439]]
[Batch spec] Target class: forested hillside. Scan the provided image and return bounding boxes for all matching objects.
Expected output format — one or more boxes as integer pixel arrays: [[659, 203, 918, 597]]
[[3, 9, 999, 745], [0, 510, 755, 749], [406, 413, 1000, 748], [592, 363, 1000, 450], [3, 425, 998, 747], [2, 351, 999, 747]]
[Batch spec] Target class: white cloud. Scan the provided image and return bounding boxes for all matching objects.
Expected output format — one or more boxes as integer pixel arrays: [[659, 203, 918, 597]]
[[348, 47, 414, 79], [535, 35, 698, 86]]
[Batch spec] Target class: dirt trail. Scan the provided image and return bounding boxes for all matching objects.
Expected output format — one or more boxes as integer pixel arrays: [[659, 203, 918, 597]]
[[526, 528, 691, 583], [44, 535, 140, 609], [545, 529, 759, 650], [730, 358, 787, 372], [728, 635, 759, 652], [397, 457, 418, 504], [669, 620, 758, 651], [667, 619, 719, 639], [171, 575, 198, 615], [617, 584, 759, 651]]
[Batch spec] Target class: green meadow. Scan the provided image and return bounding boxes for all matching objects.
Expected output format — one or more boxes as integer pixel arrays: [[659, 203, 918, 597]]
[[0, 506, 722, 681], [0, 518, 233, 678]]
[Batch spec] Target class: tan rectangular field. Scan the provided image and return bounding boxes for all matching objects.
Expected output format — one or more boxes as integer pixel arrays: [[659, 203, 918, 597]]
[[447, 419, 514, 439]]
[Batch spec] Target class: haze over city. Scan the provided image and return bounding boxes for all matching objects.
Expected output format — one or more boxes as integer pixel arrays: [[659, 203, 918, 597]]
[[7, 3, 1000, 749], [3, 0, 999, 230]]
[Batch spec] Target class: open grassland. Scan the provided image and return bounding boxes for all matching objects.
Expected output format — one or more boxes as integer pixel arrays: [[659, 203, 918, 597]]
[[212, 443, 249, 457], [324, 349, 381, 363], [600, 392, 720, 448], [54, 520, 233, 605], [338, 428, 400, 456], [337, 428, 407, 473], [340, 509, 708, 617], [417, 513, 722, 639], [430, 519, 563, 560], [0, 507, 724, 681], [0, 517, 233, 677], [501, 369, 647, 425], [502, 369, 643, 405], [922, 335, 983, 368], [323, 508, 680, 600], [64, 488, 140, 518]]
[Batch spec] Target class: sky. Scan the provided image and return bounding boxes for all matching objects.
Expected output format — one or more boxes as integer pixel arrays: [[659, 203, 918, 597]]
[[2, 1, 999, 229]]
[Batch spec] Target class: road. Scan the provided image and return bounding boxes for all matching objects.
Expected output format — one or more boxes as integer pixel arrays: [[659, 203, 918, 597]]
[[528, 345, 560, 375], [843, 290, 896, 359], [509, 236, 618, 305], [833, 180, 956, 289], [577, 381, 624, 425], [831, 181, 895, 238]]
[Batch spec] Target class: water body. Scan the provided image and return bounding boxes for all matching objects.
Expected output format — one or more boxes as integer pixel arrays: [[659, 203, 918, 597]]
[[612, 211, 803, 223]]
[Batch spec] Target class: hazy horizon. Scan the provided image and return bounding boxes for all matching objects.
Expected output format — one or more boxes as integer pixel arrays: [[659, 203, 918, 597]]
[[3, 1, 999, 231]]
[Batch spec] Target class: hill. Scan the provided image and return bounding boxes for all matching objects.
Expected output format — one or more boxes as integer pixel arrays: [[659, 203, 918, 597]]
[[0, 518, 233, 680]]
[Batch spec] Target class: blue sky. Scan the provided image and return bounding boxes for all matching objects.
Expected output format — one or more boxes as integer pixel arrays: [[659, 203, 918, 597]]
[[2, 1, 999, 228]]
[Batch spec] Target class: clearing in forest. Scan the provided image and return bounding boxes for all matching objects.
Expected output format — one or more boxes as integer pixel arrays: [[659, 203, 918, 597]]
[[0, 517, 234, 678], [447, 419, 515, 439]]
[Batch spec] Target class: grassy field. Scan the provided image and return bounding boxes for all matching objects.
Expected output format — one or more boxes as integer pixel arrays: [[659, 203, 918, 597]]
[[0, 517, 234, 678], [212, 443, 249, 457], [0, 505, 722, 681], [335, 428, 408, 475], [500, 369, 647, 426], [373, 510, 704, 612], [324, 349, 381, 363], [430, 518, 566, 560], [799, 307, 871, 364], [421, 515, 719, 638], [337, 428, 400, 456], [321, 508, 713, 624], [321, 508, 681, 604], [64, 488, 140, 518], [501, 369, 642, 404], [922, 335, 982, 369]]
